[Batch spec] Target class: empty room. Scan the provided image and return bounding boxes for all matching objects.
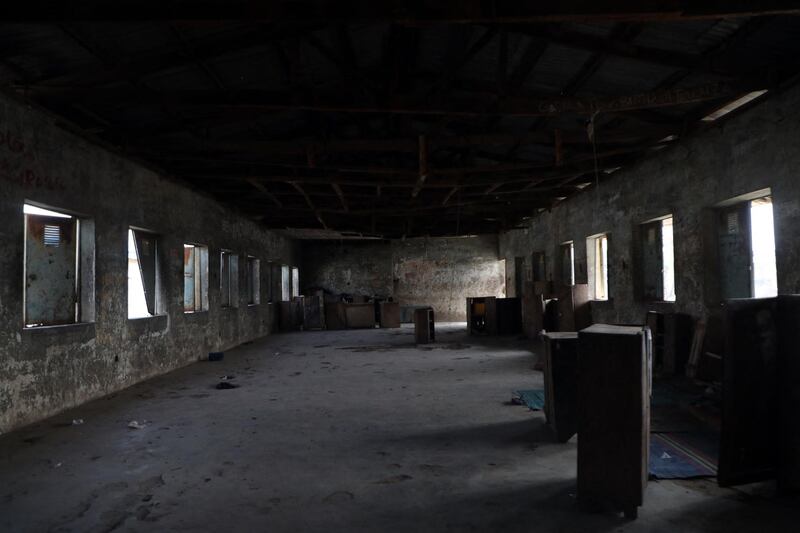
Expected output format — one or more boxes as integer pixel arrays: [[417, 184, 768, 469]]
[[1, 2, 799, 532]]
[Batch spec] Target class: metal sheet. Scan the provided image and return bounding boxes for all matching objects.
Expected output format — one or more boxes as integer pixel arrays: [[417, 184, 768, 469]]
[[25, 214, 77, 326], [718, 204, 752, 299]]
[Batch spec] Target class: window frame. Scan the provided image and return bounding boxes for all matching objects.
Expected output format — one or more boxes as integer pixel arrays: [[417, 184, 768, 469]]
[[183, 243, 209, 313], [127, 227, 163, 319], [220, 250, 239, 308], [246, 255, 261, 305], [638, 215, 676, 303], [23, 202, 95, 329], [586, 233, 609, 301], [560, 241, 575, 286]]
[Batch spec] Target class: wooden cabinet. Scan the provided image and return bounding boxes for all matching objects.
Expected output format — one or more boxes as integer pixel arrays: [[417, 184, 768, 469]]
[[379, 301, 401, 328], [414, 307, 435, 344], [542, 332, 579, 443], [279, 298, 304, 331], [303, 295, 325, 330], [467, 296, 521, 335], [577, 324, 650, 519], [344, 303, 376, 329], [556, 284, 591, 332], [719, 296, 800, 491]]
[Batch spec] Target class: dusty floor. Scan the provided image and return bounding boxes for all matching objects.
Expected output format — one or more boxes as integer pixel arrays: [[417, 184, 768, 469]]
[[0, 323, 796, 532]]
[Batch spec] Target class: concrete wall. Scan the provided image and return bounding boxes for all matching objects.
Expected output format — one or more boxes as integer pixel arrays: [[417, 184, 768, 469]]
[[499, 81, 800, 325], [301, 235, 506, 321], [0, 93, 298, 433]]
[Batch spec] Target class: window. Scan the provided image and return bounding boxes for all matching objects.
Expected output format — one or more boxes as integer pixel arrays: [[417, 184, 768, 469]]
[[23, 203, 95, 328], [750, 197, 778, 298], [291, 267, 300, 298], [587, 234, 609, 300], [717, 192, 778, 299], [246, 256, 260, 305], [220, 251, 239, 308], [267, 261, 275, 303], [560, 242, 575, 286], [281, 265, 291, 301], [128, 229, 160, 318], [184, 244, 209, 312], [640, 216, 676, 302]]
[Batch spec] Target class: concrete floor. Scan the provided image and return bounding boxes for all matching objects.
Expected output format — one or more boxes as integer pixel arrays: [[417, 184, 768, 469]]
[[0, 323, 796, 532]]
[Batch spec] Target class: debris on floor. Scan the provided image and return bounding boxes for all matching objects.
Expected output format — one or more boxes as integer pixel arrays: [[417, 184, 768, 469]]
[[128, 420, 146, 429], [512, 389, 546, 411], [649, 432, 718, 479], [71, 419, 84, 426]]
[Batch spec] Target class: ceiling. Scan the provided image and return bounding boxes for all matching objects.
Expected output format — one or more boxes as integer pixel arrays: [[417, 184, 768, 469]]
[[2, 2, 800, 238]]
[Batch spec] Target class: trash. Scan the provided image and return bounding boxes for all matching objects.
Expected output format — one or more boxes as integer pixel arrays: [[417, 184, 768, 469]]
[[54, 462, 62, 468], [72, 419, 84, 426], [216, 382, 240, 390], [208, 352, 224, 362], [128, 420, 145, 429], [220, 375, 235, 381]]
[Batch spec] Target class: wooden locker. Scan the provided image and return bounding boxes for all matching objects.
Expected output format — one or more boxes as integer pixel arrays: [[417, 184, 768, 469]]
[[577, 324, 650, 519], [542, 332, 579, 443]]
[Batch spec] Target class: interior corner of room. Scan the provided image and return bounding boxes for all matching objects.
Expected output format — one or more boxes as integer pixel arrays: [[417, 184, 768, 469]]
[[1, 7, 800, 531]]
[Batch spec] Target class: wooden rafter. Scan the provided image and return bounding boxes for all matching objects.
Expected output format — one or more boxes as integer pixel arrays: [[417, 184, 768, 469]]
[[27, 79, 768, 117], [331, 183, 349, 212], [288, 181, 327, 229], [247, 178, 283, 207], [6, 2, 800, 22]]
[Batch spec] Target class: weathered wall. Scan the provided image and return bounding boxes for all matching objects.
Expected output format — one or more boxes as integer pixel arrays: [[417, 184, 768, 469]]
[[301, 235, 505, 321], [499, 81, 800, 325], [0, 93, 299, 433]]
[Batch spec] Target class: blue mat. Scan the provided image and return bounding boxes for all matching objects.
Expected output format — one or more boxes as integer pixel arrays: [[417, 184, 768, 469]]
[[649, 432, 717, 479], [514, 389, 546, 411]]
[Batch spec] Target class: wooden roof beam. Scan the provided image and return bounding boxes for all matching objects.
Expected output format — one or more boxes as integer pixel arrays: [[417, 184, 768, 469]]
[[247, 178, 283, 207], [411, 134, 427, 198], [6, 2, 799, 22], [331, 183, 349, 212], [288, 181, 327, 229], [27, 79, 768, 117]]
